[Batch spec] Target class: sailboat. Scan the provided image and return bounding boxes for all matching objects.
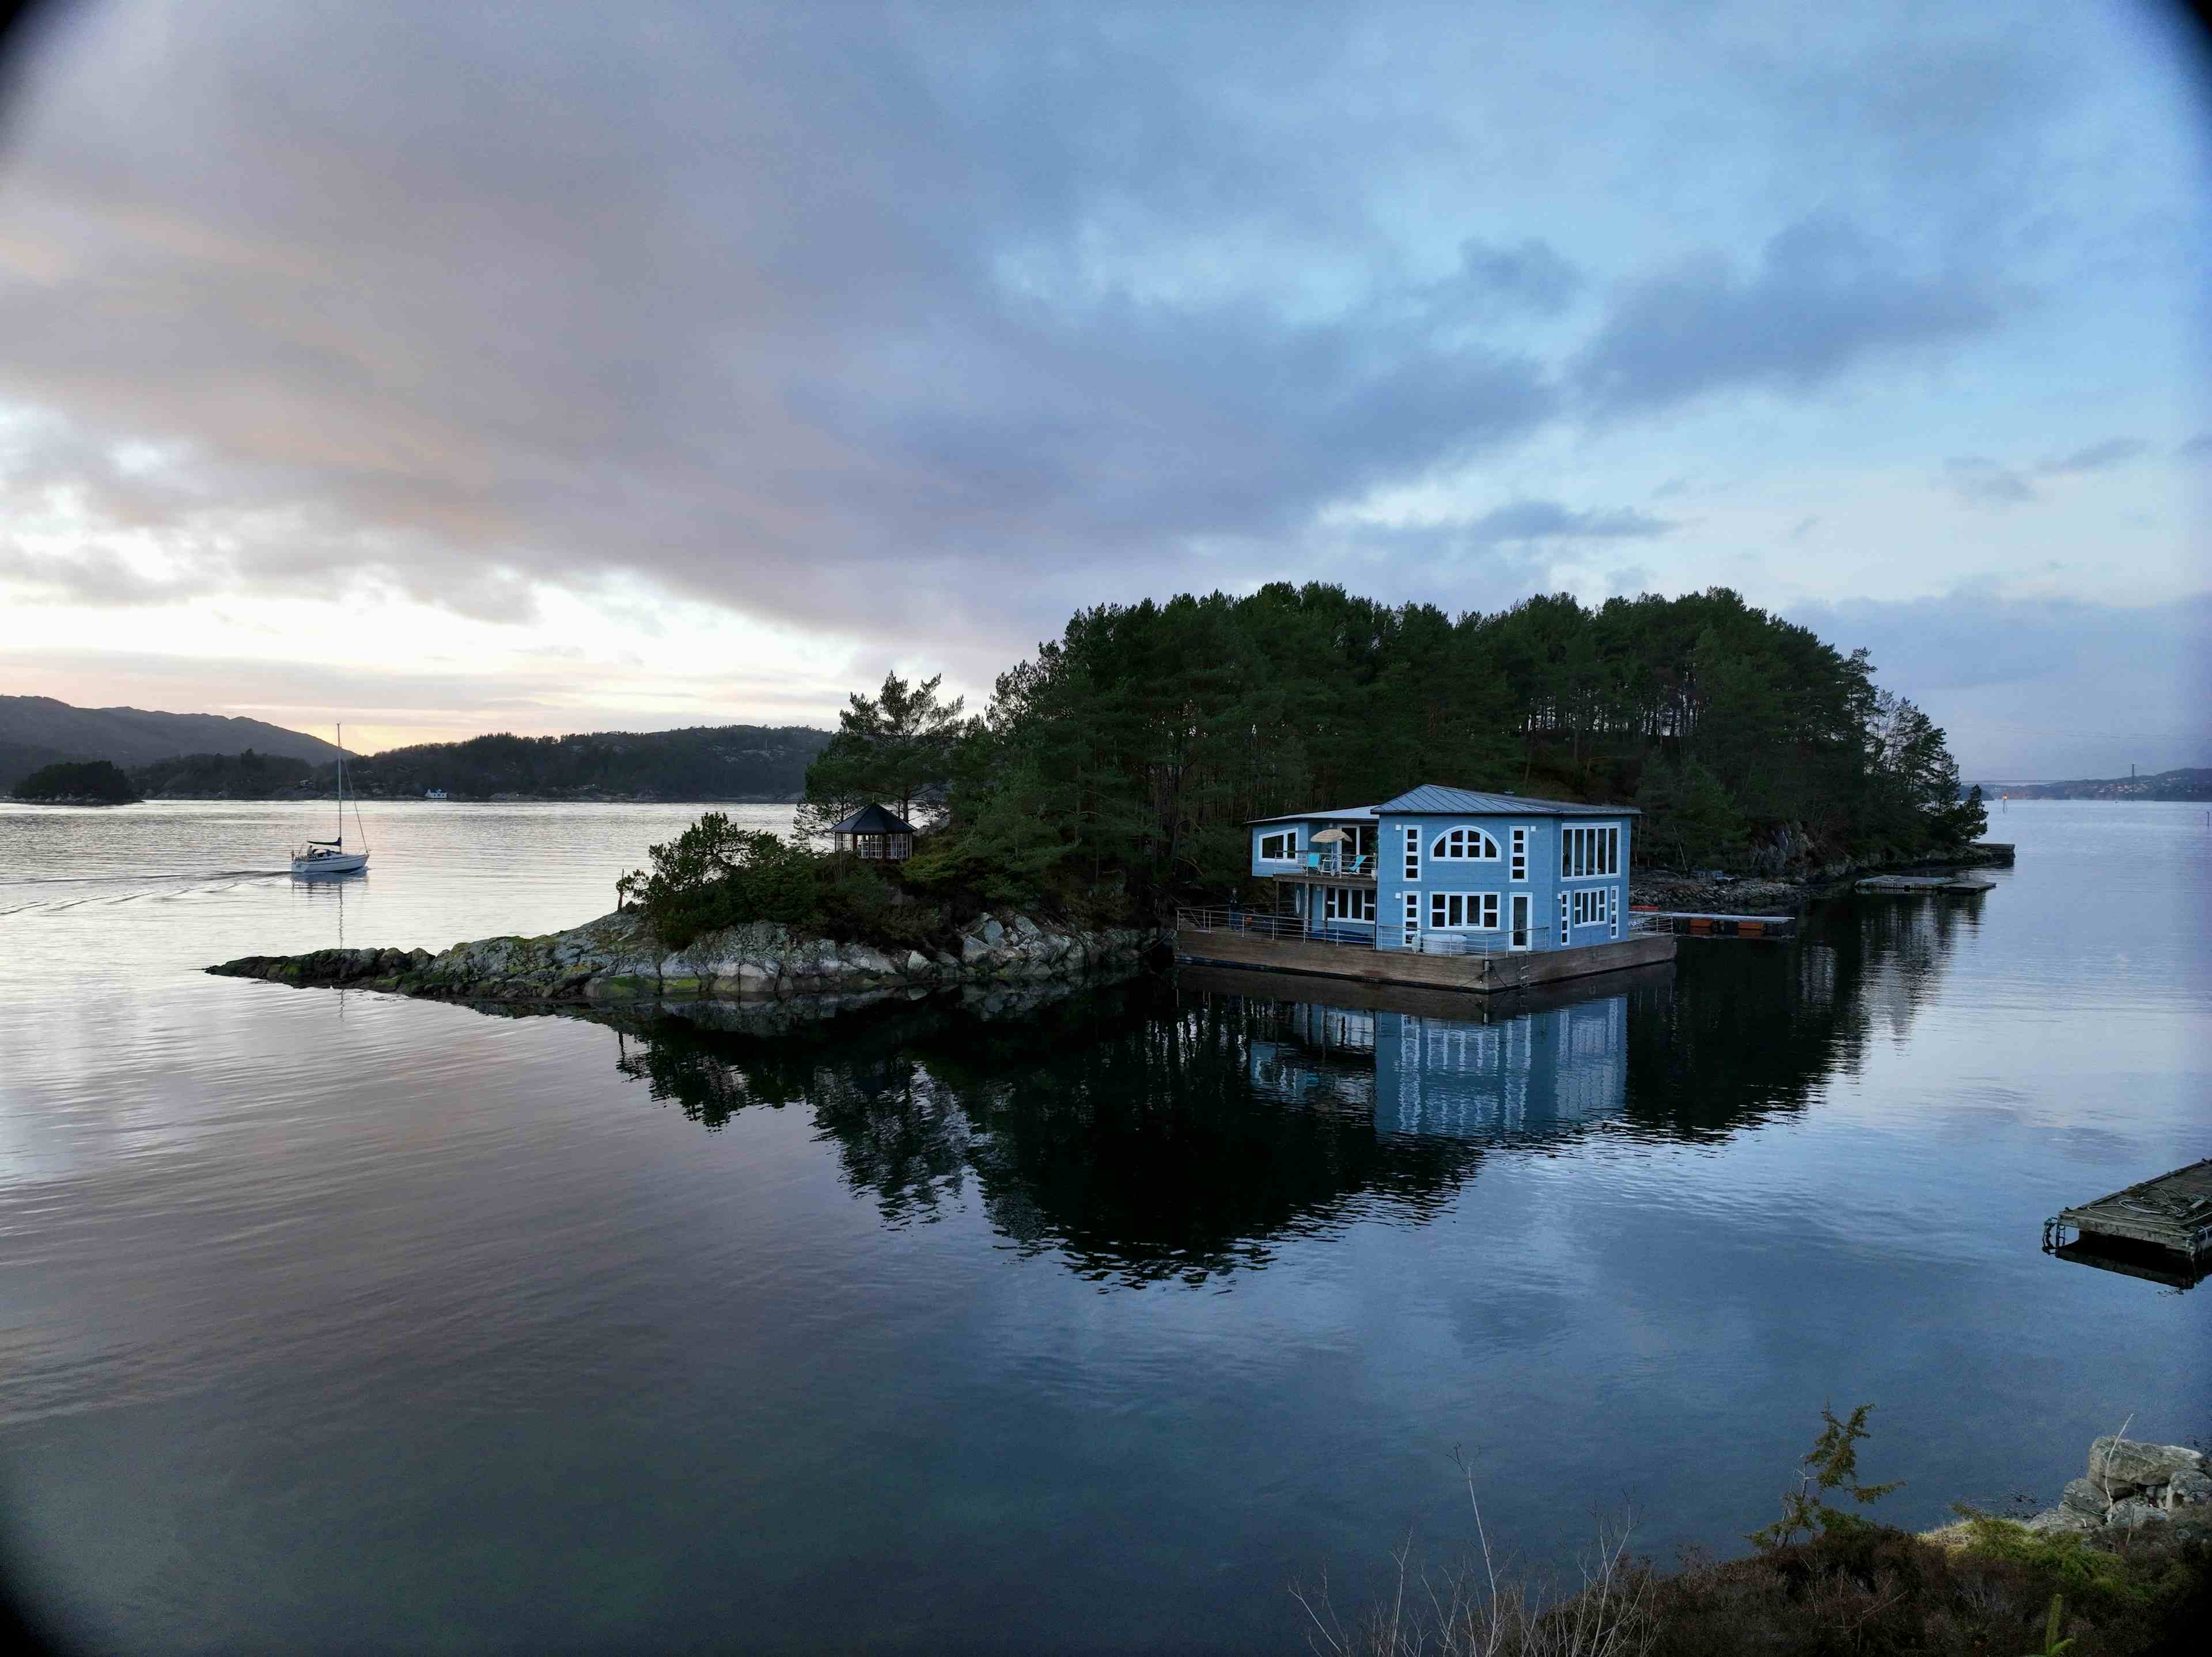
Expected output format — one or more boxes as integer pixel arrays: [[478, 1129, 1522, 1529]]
[[293, 723, 370, 876]]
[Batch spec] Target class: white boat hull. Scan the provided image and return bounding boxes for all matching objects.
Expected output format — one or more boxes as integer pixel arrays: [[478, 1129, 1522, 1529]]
[[293, 851, 368, 876]]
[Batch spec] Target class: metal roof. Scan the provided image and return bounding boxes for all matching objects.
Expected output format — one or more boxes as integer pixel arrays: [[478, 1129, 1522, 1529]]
[[828, 802, 916, 835], [1243, 804, 1379, 826], [1372, 784, 1638, 818]]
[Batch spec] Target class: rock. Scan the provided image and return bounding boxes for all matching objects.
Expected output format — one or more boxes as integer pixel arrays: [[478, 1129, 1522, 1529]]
[[2022, 1508, 2100, 1537], [982, 917, 1005, 946], [2090, 1437, 2203, 1497], [2060, 1477, 2108, 1520], [904, 950, 931, 977], [2105, 1496, 2169, 1530], [2165, 1468, 2212, 1510]]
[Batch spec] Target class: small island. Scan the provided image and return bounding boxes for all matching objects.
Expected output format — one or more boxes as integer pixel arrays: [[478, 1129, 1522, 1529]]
[[11, 759, 142, 806]]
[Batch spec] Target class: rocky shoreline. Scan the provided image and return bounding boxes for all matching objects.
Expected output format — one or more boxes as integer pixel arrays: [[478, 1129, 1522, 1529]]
[[1628, 843, 2014, 913], [1927, 1432, 2210, 1546], [209, 908, 1167, 1008]]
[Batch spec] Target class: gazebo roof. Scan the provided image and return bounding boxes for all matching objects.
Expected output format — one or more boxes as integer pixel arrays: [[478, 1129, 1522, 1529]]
[[828, 803, 916, 835]]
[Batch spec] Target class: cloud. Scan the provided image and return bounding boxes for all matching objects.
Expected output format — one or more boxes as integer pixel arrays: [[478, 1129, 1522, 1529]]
[[1788, 590, 2212, 777], [2178, 433, 2212, 460], [2038, 437, 2149, 475], [1574, 217, 1999, 415], [1944, 456, 2036, 506]]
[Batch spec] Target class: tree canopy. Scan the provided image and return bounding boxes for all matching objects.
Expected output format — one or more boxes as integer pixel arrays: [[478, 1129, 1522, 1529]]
[[798, 671, 974, 836], [912, 582, 1984, 913]]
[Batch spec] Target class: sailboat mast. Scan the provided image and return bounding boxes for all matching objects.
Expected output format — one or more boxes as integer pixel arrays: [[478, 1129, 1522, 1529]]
[[336, 723, 345, 849]]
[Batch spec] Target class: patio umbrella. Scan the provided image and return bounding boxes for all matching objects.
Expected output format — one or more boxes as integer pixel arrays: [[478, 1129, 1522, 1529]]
[[1309, 827, 1350, 843]]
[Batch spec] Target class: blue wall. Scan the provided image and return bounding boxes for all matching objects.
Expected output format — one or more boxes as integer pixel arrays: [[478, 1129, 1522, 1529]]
[[1251, 812, 1633, 953]]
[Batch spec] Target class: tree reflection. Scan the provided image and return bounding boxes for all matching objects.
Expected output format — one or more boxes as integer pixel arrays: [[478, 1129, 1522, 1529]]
[[590, 888, 1969, 1285]]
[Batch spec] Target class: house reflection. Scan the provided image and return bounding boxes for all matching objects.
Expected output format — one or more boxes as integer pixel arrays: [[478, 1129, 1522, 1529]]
[[1224, 966, 1649, 1143]]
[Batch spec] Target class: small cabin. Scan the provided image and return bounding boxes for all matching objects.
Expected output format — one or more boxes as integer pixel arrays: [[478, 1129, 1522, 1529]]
[[830, 803, 916, 862]]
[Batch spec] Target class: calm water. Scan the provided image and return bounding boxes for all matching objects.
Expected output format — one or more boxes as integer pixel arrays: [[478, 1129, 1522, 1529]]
[[1, 800, 2206, 1654]]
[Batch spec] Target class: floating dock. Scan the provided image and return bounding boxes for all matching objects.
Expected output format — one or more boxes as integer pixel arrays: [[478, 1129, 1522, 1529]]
[[1172, 914, 1674, 995], [1854, 874, 1995, 896], [2044, 1159, 2212, 1290], [1630, 909, 1796, 939]]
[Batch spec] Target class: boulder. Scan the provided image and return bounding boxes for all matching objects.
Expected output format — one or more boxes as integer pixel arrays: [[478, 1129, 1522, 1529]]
[[982, 917, 1005, 946], [2105, 1497, 2170, 1530], [2021, 1508, 2100, 1537], [2060, 1477, 2108, 1520], [2090, 1437, 2203, 1497], [2165, 1468, 2212, 1510]]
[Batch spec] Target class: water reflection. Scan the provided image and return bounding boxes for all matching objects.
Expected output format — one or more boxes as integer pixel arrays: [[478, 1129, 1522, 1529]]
[[513, 889, 1974, 1286]]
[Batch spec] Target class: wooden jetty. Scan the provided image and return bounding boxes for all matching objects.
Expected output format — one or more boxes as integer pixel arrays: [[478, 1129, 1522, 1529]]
[[1177, 960, 1677, 1024], [1630, 909, 1796, 939], [1173, 913, 1675, 995], [2044, 1159, 2212, 1288]]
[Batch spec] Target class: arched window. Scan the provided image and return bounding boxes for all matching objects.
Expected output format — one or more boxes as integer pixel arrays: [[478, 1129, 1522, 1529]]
[[1429, 826, 1499, 860]]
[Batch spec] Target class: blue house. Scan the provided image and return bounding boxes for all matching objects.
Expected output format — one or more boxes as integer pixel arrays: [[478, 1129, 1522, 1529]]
[[1247, 784, 1636, 954]]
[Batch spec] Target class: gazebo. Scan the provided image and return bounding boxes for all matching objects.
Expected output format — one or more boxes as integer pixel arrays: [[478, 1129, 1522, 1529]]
[[829, 803, 916, 862]]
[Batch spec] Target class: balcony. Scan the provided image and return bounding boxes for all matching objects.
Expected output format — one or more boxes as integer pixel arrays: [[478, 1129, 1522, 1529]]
[[1268, 850, 1377, 883]]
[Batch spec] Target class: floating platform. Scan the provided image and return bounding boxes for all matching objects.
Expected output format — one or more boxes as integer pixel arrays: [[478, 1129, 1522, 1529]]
[[1630, 909, 1796, 939], [1854, 874, 1995, 896], [2044, 1159, 2212, 1288], [1173, 917, 1674, 995]]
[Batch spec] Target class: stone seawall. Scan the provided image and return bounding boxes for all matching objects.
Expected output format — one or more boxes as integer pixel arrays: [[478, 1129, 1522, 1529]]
[[209, 908, 1167, 1006]]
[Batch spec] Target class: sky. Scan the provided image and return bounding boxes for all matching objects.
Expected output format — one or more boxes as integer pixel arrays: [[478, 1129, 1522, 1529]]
[[0, 0, 2207, 777]]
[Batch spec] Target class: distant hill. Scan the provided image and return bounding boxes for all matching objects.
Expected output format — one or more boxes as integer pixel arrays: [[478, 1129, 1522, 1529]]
[[1974, 768, 2212, 802], [129, 750, 318, 799], [338, 726, 832, 802], [0, 696, 342, 791]]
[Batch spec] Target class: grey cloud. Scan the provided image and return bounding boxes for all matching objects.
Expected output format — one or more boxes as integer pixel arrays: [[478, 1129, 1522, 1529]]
[[1944, 456, 2035, 506], [0, 0, 2181, 669], [1787, 590, 2212, 777], [1575, 217, 1998, 415], [2178, 434, 2212, 460], [2038, 437, 2149, 475], [1790, 515, 1821, 540], [1456, 500, 1675, 544]]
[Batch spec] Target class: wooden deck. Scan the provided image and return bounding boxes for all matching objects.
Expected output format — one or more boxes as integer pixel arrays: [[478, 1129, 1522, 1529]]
[[2046, 1158, 2212, 1268], [1173, 924, 1675, 995], [1855, 874, 1994, 895], [1178, 960, 1676, 1022]]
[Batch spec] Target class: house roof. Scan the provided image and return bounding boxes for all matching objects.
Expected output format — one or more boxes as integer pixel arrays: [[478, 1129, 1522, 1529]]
[[1373, 784, 1638, 818], [1244, 804, 1379, 826], [828, 803, 916, 835]]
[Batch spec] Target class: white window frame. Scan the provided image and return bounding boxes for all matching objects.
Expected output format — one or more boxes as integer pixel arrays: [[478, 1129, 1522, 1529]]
[[1559, 890, 1569, 945], [1428, 826, 1500, 861], [1428, 891, 1500, 931], [1323, 885, 1376, 923], [1403, 824, 1421, 882], [1257, 828, 1298, 862], [1609, 888, 1620, 939], [1560, 824, 1620, 881], [1401, 890, 1421, 948], [1509, 826, 1527, 882]]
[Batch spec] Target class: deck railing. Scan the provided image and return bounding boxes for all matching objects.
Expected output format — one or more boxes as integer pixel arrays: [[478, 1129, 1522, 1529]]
[[1296, 850, 1376, 875], [1175, 907, 1558, 957]]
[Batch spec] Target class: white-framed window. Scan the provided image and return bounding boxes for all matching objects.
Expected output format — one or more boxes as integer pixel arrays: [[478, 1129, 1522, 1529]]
[[1402, 890, 1421, 947], [1323, 886, 1376, 923], [1509, 826, 1527, 881], [1429, 826, 1500, 860], [1570, 888, 1608, 928], [1429, 891, 1500, 930], [1403, 824, 1422, 882], [1257, 829, 1297, 862], [1609, 888, 1620, 939], [1559, 824, 1620, 879], [1559, 890, 1569, 943]]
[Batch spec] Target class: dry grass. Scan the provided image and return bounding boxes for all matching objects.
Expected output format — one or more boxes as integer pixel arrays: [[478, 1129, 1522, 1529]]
[[1294, 1462, 2209, 1657], [1291, 1457, 1653, 1657]]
